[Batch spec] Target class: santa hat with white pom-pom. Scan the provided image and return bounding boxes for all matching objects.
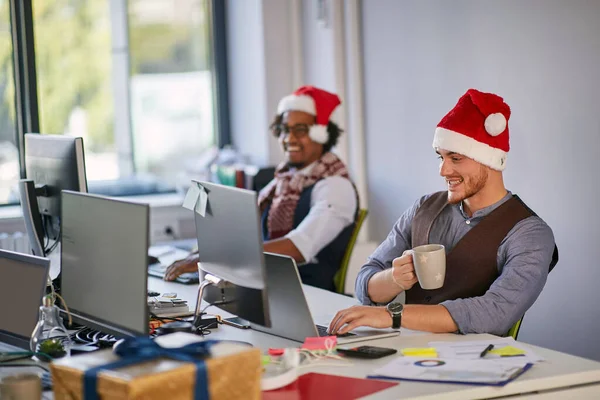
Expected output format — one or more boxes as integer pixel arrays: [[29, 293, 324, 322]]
[[277, 85, 342, 144], [433, 88, 511, 171]]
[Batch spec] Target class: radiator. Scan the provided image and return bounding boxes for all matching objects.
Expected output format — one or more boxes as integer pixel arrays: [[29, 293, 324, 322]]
[[0, 232, 31, 254]]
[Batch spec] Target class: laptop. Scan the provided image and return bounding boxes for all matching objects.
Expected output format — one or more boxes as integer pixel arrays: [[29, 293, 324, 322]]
[[0, 249, 51, 359], [250, 253, 400, 344]]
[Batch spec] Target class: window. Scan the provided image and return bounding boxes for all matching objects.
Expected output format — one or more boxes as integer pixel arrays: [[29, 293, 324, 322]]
[[33, 1, 119, 182], [2, 0, 227, 205], [128, 0, 215, 189], [0, 1, 18, 205]]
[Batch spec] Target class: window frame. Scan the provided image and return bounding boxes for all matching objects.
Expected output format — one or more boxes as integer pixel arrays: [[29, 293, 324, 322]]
[[6, 0, 230, 201]]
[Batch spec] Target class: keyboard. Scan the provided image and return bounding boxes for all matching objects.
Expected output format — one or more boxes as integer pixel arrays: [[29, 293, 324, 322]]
[[316, 324, 356, 338], [147, 246, 199, 284], [147, 263, 200, 284]]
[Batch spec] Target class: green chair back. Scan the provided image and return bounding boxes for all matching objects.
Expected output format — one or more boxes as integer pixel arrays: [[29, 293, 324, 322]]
[[333, 209, 368, 294], [507, 317, 523, 340]]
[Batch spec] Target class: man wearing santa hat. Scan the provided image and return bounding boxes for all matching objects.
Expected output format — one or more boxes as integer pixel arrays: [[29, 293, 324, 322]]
[[165, 85, 358, 291], [328, 89, 558, 335]]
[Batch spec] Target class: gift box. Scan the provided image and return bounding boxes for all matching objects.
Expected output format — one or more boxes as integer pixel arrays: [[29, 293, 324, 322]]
[[50, 332, 261, 400]]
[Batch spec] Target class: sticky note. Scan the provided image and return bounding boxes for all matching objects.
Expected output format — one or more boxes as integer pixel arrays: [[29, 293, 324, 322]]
[[182, 183, 208, 217], [194, 184, 208, 217], [401, 347, 438, 357], [489, 346, 526, 357], [182, 184, 201, 211]]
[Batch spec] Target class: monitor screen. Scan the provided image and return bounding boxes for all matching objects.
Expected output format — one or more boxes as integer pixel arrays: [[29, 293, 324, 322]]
[[192, 180, 271, 327], [60, 191, 149, 337], [0, 250, 50, 349], [25, 134, 87, 218], [20, 134, 87, 258]]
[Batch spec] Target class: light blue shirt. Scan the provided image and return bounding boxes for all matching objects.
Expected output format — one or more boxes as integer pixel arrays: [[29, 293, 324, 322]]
[[355, 192, 556, 336]]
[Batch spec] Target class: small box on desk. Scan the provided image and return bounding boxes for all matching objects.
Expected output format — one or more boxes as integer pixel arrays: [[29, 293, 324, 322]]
[[50, 333, 261, 400]]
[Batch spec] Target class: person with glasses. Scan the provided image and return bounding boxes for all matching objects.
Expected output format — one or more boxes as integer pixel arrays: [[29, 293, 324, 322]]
[[165, 86, 358, 291]]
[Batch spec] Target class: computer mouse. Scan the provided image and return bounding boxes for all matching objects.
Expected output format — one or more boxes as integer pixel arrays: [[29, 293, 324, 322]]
[[157, 321, 195, 336], [112, 338, 125, 352], [148, 255, 160, 265]]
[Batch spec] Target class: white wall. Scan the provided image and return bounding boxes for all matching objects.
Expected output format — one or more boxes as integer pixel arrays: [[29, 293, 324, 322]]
[[226, 0, 301, 166], [361, 0, 600, 360]]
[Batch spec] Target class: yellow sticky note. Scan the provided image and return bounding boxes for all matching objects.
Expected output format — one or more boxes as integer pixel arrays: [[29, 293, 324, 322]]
[[401, 347, 438, 357], [489, 345, 526, 357]]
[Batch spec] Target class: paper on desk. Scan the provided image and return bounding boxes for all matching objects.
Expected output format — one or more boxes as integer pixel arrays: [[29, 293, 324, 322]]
[[369, 357, 530, 386], [428, 337, 544, 366]]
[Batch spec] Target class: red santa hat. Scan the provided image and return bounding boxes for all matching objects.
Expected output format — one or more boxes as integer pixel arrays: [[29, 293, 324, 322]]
[[277, 85, 342, 144], [433, 89, 511, 171]]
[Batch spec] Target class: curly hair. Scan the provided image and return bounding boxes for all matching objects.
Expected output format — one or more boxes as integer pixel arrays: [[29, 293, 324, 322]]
[[269, 114, 343, 154]]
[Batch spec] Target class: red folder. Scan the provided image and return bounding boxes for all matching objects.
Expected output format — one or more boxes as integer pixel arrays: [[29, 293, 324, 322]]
[[262, 372, 398, 400]]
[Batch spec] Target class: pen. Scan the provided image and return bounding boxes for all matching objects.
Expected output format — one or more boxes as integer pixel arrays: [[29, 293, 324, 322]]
[[480, 344, 494, 358]]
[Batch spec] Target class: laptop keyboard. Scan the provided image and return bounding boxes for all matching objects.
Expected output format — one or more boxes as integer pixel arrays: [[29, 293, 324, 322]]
[[316, 324, 356, 338]]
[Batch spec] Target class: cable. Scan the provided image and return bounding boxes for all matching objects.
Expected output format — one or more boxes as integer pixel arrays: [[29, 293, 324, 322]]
[[296, 338, 353, 368], [200, 300, 233, 314], [0, 351, 54, 363], [45, 222, 61, 255], [42, 215, 50, 252]]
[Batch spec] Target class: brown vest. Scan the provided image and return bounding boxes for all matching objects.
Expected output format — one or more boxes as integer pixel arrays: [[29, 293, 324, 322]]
[[405, 192, 534, 305]]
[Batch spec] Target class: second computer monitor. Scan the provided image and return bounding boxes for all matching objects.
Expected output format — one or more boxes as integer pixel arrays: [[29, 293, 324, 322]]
[[60, 191, 149, 337], [0, 250, 50, 349], [193, 180, 271, 327], [20, 133, 88, 257]]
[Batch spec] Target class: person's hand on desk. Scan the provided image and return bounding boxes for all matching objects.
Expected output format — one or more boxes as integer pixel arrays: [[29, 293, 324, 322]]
[[328, 306, 392, 335], [164, 253, 199, 281]]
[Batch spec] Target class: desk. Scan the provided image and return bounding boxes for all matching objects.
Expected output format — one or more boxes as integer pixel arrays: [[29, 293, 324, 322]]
[[149, 277, 600, 400]]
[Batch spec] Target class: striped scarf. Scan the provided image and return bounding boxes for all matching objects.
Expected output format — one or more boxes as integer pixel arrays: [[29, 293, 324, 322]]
[[258, 152, 350, 240]]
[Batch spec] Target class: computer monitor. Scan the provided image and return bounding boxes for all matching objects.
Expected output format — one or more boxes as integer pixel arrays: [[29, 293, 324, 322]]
[[192, 180, 271, 327], [19, 134, 87, 261], [0, 250, 50, 349], [60, 191, 149, 337]]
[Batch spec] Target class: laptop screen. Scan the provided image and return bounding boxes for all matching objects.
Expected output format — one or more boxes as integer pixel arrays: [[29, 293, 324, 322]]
[[0, 251, 49, 346]]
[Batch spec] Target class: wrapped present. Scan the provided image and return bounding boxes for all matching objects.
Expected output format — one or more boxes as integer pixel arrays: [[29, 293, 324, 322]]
[[50, 332, 261, 400]]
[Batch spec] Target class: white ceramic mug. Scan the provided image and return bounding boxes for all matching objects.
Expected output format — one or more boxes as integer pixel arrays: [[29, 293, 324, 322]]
[[0, 373, 42, 400], [412, 244, 446, 290]]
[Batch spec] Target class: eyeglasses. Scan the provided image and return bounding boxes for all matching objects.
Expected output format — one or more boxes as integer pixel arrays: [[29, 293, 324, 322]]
[[275, 123, 311, 138]]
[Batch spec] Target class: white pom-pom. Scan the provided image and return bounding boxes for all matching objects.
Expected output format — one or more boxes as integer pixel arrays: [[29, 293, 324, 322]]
[[484, 113, 507, 136], [309, 125, 329, 144]]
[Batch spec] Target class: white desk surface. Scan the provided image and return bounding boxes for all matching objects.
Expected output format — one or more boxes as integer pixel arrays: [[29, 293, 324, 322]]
[[149, 277, 600, 400]]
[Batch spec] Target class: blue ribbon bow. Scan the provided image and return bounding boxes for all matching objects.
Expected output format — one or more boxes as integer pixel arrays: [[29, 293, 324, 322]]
[[83, 337, 218, 400]]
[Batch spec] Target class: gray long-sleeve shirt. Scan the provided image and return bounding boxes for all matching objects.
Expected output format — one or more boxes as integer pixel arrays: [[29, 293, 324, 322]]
[[355, 191, 556, 336]]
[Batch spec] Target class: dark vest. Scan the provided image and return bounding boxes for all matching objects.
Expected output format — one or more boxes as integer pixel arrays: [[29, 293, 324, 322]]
[[405, 191, 558, 304], [262, 182, 357, 291]]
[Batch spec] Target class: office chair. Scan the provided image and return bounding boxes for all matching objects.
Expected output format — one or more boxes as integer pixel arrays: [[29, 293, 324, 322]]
[[507, 317, 523, 340], [507, 246, 558, 340], [333, 209, 368, 294]]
